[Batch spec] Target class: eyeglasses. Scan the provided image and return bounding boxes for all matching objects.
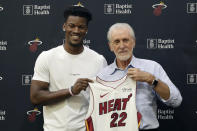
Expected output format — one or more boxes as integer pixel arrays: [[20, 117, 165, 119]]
[[66, 23, 87, 31]]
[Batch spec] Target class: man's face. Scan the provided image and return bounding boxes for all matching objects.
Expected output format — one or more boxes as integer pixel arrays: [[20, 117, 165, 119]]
[[109, 28, 135, 61], [64, 15, 88, 46]]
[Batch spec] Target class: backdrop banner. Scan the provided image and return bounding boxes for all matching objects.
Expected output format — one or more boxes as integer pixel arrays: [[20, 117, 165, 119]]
[[0, 0, 196, 131]]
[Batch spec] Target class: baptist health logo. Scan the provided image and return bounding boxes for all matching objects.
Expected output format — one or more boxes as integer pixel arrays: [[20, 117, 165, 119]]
[[157, 109, 174, 120], [0, 75, 2, 81], [104, 3, 132, 14], [187, 74, 197, 84], [22, 75, 32, 85], [63, 38, 91, 48], [83, 39, 91, 48], [23, 5, 50, 15], [0, 40, 8, 51], [187, 3, 197, 13], [147, 38, 175, 49], [0, 5, 3, 12], [0, 109, 6, 121]]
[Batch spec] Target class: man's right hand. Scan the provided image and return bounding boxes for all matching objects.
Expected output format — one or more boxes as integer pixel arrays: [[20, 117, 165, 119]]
[[71, 78, 93, 95]]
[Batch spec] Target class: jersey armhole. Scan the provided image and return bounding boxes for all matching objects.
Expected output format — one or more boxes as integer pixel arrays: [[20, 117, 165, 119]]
[[85, 85, 94, 120]]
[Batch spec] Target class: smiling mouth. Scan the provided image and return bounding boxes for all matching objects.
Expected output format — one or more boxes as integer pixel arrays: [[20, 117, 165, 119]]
[[71, 35, 80, 38], [71, 35, 82, 42]]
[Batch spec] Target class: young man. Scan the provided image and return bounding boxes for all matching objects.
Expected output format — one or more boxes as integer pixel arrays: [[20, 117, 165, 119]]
[[30, 5, 107, 131], [97, 23, 182, 131]]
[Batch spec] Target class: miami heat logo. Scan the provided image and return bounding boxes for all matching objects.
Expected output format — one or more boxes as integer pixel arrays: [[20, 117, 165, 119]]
[[28, 38, 42, 52], [74, 2, 84, 7], [152, 2, 167, 16], [27, 107, 41, 122]]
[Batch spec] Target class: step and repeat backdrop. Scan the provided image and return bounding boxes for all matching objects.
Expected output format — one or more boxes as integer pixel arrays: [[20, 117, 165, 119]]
[[0, 0, 197, 131]]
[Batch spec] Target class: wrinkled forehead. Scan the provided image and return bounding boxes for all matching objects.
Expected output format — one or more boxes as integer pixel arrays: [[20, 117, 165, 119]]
[[111, 28, 132, 40]]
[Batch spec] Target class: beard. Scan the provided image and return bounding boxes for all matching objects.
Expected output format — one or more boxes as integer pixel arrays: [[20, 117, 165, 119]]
[[116, 54, 131, 61], [115, 50, 132, 61]]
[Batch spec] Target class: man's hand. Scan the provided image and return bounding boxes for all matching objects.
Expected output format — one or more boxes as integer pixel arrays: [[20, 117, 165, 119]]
[[127, 68, 155, 84], [71, 78, 93, 95]]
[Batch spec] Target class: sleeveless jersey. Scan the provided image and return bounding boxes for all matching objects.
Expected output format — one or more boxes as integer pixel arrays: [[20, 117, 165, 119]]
[[85, 76, 141, 131]]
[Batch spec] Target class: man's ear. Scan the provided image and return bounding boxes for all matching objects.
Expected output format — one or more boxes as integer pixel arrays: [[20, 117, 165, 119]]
[[62, 23, 66, 31], [133, 39, 136, 48], [108, 43, 113, 52]]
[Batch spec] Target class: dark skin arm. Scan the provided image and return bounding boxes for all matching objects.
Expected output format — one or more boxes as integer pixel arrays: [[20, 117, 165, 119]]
[[30, 78, 93, 106]]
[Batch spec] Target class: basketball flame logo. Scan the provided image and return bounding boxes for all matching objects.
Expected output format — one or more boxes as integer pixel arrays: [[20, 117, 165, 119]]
[[28, 38, 42, 52], [27, 107, 41, 122], [152, 2, 167, 16], [74, 2, 84, 7]]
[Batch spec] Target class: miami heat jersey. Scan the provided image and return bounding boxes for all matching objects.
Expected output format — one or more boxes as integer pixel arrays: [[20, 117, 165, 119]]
[[85, 76, 140, 131]]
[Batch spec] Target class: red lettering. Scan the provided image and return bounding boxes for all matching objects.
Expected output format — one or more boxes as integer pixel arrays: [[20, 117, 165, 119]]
[[110, 112, 127, 128], [110, 113, 118, 127], [122, 93, 132, 110], [118, 112, 127, 126], [99, 102, 107, 115], [99, 93, 132, 115], [113, 99, 121, 111], [108, 99, 114, 113]]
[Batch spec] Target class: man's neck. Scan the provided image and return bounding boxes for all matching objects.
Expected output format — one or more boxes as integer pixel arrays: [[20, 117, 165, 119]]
[[116, 57, 132, 70], [64, 42, 84, 55]]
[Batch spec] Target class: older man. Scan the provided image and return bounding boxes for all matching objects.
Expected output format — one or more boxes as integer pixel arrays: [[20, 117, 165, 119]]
[[97, 23, 182, 131]]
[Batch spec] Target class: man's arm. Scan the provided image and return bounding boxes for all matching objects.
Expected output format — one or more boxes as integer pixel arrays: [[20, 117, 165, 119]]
[[30, 78, 93, 106], [30, 80, 70, 105], [152, 79, 170, 100], [127, 68, 170, 100]]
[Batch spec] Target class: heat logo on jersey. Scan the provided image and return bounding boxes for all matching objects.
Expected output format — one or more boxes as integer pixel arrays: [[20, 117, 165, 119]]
[[99, 93, 132, 128]]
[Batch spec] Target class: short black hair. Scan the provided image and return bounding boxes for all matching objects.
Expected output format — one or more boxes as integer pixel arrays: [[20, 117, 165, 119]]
[[64, 6, 92, 25]]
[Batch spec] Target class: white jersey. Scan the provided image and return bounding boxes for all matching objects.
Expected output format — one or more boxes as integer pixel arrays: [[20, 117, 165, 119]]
[[32, 45, 107, 131], [85, 76, 141, 131]]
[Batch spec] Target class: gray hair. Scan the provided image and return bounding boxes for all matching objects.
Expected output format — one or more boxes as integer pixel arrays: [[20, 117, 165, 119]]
[[107, 23, 136, 42]]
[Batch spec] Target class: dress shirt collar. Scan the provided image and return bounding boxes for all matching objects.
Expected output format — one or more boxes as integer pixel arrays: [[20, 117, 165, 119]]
[[109, 55, 137, 75]]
